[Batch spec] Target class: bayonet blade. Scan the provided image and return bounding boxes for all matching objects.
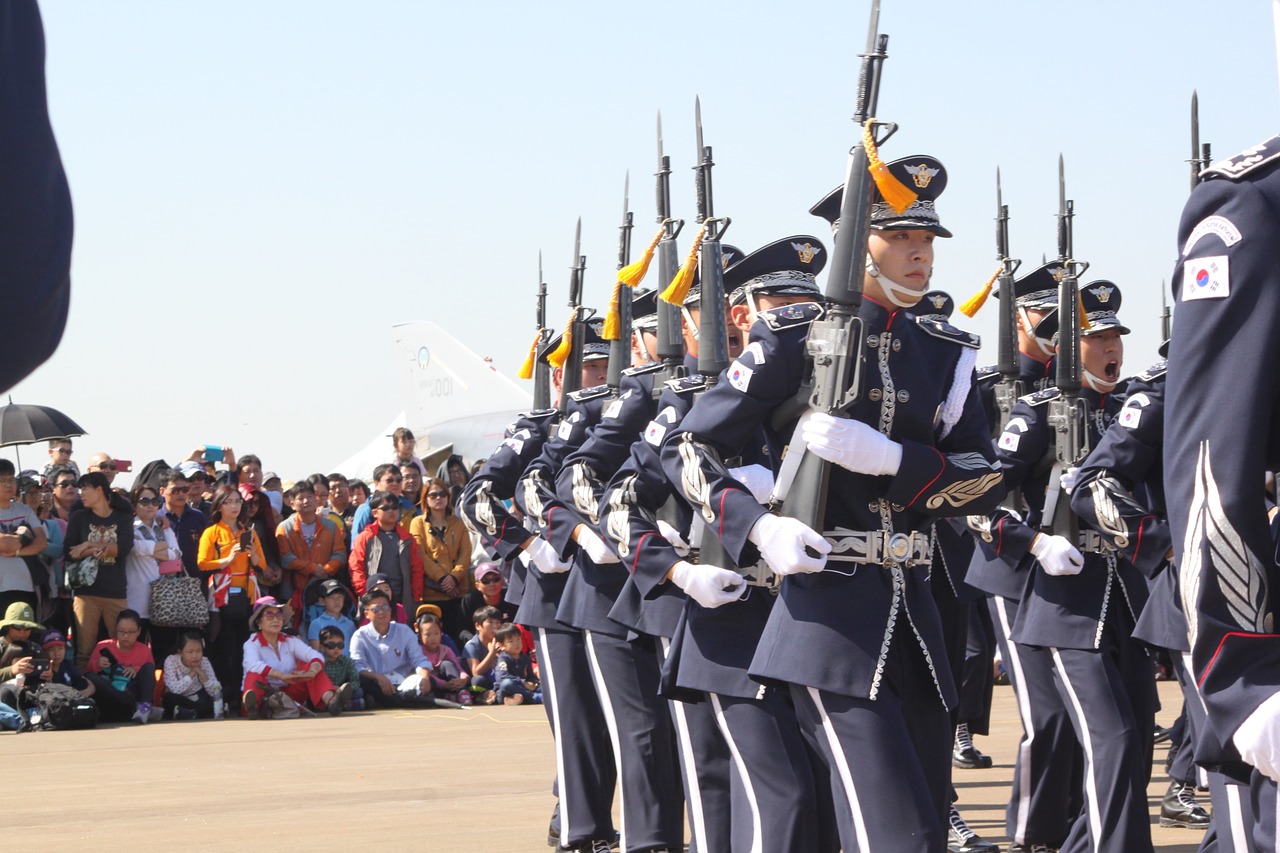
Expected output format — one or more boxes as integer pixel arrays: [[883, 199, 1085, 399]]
[[657, 111, 664, 162], [623, 171, 630, 219], [695, 95, 704, 158], [538, 250, 543, 285], [865, 0, 881, 53], [996, 166, 1003, 210], [573, 217, 582, 267]]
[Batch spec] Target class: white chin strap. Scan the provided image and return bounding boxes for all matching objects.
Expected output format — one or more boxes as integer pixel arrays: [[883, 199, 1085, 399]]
[[680, 306, 699, 340], [1019, 306, 1056, 357], [866, 258, 923, 308], [1083, 369, 1118, 393]]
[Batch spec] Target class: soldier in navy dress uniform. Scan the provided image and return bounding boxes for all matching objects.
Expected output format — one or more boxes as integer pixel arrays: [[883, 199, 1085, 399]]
[[1069, 352, 1224, 840], [460, 317, 617, 853], [665, 157, 1006, 853], [545, 256, 741, 853], [1166, 134, 1280, 853], [976, 283, 1156, 853], [962, 262, 1087, 853]]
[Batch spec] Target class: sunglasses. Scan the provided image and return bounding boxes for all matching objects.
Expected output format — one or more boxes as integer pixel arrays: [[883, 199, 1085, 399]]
[[96, 462, 117, 471], [321, 641, 343, 650], [366, 604, 391, 613], [382, 477, 403, 483], [376, 504, 400, 512], [55, 482, 77, 489], [167, 486, 189, 494], [480, 576, 501, 584], [135, 497, 162, 507], [427, 491, 449, 499]]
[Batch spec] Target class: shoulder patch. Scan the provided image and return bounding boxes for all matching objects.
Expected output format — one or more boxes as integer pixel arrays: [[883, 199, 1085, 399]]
[[518, 408, 559, 421], [622, 361, 665, 377], [914, 317, 981, 349], [568, 384, 611, 403], [757, 301, 824, 332], [664, 375, 710, 396], [1202, 135, 1280, 181], [1024, 387, 1061, 407], [1137, 360, 1168, 382]]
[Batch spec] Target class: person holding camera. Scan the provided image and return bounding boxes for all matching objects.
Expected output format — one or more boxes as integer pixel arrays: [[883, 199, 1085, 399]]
[[84, 608, 155, 723], [63, 471, 133, 669]]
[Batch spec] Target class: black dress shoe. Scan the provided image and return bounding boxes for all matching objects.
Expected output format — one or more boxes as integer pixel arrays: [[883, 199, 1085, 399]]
[[947, 805, 1000, 852], [1153, 724, 1173, 744], [1160, 780, 1211, 829], [1008, 845, 1059, 852], [953, 744, 994, 769]]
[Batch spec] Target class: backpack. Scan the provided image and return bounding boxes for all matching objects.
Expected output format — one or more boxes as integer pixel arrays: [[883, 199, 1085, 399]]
[[26, 683, 99, 730]]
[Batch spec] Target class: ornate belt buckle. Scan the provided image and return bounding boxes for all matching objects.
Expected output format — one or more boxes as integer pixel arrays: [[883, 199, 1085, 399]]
[[886, 532, 912, 564]]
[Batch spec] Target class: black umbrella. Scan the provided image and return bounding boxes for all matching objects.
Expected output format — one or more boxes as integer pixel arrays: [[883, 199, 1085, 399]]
[[0, 399, 86, 471]]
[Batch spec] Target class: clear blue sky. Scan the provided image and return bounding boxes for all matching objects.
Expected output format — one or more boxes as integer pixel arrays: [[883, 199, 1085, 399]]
[[12, 0, 1277, 479]]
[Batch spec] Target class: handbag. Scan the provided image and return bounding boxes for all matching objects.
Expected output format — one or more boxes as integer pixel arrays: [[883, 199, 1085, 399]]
[[66, 555, 100, 590], [148, 574, 210, 628]]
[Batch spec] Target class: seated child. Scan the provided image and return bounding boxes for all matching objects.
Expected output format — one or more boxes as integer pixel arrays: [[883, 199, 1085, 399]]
[[44, 631, 93, 697], [162, 631, 221, 720], [308, 579, 357, 653], [414, 603, 461, 656], [85, 609, 157, 723], [319, 625, 364, 711], [493, 623, 540, 706], [461, 605, 503, 704], [416, 612, 470, 706]]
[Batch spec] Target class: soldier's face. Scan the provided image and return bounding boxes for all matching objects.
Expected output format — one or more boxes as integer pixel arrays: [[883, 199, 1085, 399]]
[[581, 359, 608, 388], [864, 230, 935, 305], [1078, 330, 1124, 388]]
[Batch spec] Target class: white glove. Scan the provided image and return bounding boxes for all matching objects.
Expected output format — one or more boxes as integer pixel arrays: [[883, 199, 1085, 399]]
[[729, 464, 775, 504], [524, 536, 570, 574], [656, 520, 691, 557], [747, 513, 830, 576], [1060, 467, 1081, 495], [1030, 533, 1084, 576], [576, 526, 620, 564], [669, 560, 746, 609], [801, 412, 903, 477], [1234, 692, 1280, 782]]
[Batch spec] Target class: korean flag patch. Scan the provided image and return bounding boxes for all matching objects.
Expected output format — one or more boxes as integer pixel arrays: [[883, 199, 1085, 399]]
[[1183, 256, 1230, 301], [998, 416, 1028, 452], [1119, 393, 1149, 429], [728, 360, 754, 393], [603, 398, 624, 420], [644, 420, 667, 447]]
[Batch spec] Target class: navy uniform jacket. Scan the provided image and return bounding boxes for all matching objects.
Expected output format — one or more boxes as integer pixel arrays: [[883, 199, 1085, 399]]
[[977, 386, 1146, 651], [458, 409, 560, 608], [553, 365, 663, 637], [513, 385, 611, 630], [976, 351, 1057, 438], [599, 375, 707, 640], [0, 2, 72, 393], [1071, 363, 1184, 651], [1167, 136, 1280, 772], [663, 299, 1004, 704]]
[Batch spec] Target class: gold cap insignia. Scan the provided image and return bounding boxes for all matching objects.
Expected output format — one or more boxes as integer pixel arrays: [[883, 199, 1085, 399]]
[[929, 294, 947, 309], [904, 163, 940, 189], [1090, 284, 1114, 304], [1048, 266, 1067, 282], [791, 241, 821, 264]]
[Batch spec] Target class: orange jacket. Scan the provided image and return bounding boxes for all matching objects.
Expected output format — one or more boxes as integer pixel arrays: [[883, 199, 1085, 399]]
[[276, 513, 346, 581], [409, 514, 470, 602]]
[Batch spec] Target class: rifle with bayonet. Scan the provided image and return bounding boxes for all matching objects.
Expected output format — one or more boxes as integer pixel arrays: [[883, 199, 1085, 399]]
[[1043, 156, 1090, 541], [992, 169, 1023, 433], [533, 254, 552, 409], [773, 0, 889, 529], [694, 97, 731, 380], [1190, 91, 1211, 191], [653, 112, 687, 397], [607, 174, 634, 392], [559, 219, 586, 409], [1160, 280, 1171, 344]]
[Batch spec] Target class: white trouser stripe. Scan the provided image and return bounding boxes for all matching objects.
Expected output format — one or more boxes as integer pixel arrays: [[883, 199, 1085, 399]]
[[1223, 782, 1250, 853], [710, 692, 762, 853], [661, 637, 710, 853], [1050, 648, 1103, 852], [995, 596, 1034, 845], [538, 628, 572, 848], [807, 686, 872, 853], [583, 630, 626, 853]]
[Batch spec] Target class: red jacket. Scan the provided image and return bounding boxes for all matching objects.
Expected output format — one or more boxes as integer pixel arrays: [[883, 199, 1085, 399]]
[[349, 522, 424, 604]]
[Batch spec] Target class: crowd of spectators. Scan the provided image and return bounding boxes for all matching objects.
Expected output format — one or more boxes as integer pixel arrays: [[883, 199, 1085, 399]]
[[0, 429, 536, 728]]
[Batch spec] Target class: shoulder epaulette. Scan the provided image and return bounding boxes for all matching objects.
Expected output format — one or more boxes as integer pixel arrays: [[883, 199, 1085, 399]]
[[757, 301, 824, 332], [517, 408, 559, 421], [568, 384, 611, 403], [1024, 387, 1061, 407], [622, 361, 665, 377], [914, 316, 981, 349], [1137, 360, 1168, 382], [1202, 135, 1280, 181], [664, 374, 711, 395]]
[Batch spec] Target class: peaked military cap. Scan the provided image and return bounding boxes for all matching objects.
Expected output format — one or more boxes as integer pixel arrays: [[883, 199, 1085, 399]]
[[538, 313, 610, 364], [631, 288, 658, 330], [810, 155, 953, 238], [915, 290, 955, 323], [726, 237, 827, 307], [1033, 280, 1131, 341], [683, 244, 745, 307], [1002, 261, 1071, 311]]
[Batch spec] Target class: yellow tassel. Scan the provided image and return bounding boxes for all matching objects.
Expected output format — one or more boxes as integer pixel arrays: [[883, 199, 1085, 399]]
[[660, 224, 707, 306], [958, 265, 1004, 318], [618, 226, 664, 286], [546, 308, 576, 368], [862, 119, 917, 214], [516, 330, 541, 379], [602, 281, 624, 340], [1079, 292, 1092, 331]]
